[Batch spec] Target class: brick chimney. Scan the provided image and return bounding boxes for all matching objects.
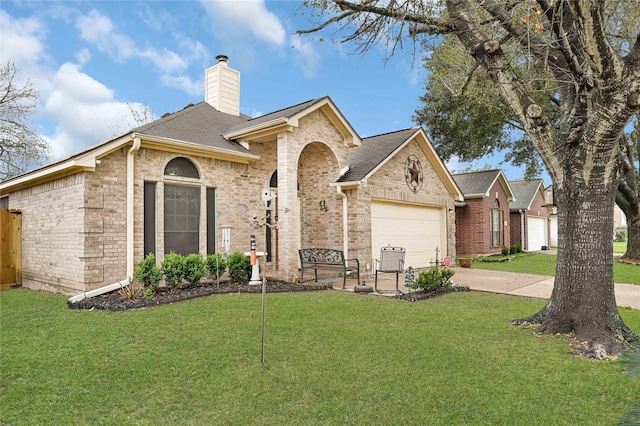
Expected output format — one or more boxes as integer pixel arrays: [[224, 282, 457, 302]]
[[205, 55, 240, 116]]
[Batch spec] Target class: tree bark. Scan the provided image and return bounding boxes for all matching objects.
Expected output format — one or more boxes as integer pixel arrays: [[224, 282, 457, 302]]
[[623, 207, 640, 260], [515, 176, 638, 355]]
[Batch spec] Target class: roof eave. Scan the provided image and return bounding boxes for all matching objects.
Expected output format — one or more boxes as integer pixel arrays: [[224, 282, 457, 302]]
[[0, 132, 260, 195], [138, 133, 260, 163], [223, 118, 291, 142]]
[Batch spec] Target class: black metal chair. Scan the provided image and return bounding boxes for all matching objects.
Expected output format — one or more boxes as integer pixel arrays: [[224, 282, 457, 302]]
[[374, 246, 406, 294]]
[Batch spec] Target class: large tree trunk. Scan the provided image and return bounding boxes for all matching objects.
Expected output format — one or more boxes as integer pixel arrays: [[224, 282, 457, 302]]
[[623, 207, 640, 260], [516, 177, 638, 356]]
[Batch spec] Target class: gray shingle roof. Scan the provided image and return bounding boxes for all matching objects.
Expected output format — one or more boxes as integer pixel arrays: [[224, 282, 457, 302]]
[[133, 102, 252, 154], [451, 169, 503, 197], [508, 180, 543, 211], [225, 98, 325, 135], [337, 128, 418, 182]]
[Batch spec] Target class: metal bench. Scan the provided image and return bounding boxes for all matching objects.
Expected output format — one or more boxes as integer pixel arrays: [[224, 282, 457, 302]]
[[298, 248, 360, 289], [374, 246, 406, 294]]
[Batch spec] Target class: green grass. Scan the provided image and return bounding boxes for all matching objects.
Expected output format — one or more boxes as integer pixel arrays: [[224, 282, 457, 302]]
[[615, 240, 628, 254], [472, 253, 640, 285], [1, 289, 639, 425]]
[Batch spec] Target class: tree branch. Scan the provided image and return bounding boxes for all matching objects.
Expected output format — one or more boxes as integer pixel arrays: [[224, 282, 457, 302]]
[[298, 0, 455, 39], [567, 0, 621, 82]]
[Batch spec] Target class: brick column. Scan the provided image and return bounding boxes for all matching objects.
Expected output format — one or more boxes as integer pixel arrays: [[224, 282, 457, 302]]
[[276, 132, 301, 282]]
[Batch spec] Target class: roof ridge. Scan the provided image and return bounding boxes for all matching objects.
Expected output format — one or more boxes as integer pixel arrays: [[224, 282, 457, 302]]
[[363, 127, 418, 140], [241, 97, 323, 123]]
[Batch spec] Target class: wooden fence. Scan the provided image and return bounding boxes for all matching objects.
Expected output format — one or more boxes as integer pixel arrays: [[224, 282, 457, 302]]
[[1, 209, 22, 286]]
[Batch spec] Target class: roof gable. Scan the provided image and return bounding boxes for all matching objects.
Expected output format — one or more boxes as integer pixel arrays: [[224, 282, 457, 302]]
[[223, 96, 361, 147], [452, 169, 515, 201], [338, 127, 463, 201], [508, 179, 545, 211]]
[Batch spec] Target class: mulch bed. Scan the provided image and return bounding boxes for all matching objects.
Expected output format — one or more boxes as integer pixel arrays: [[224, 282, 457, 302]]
[[618, 257, 640, 266], [395, 285, 470, 302], [67, 280, 471, 311], [68, 281, 332, 312]]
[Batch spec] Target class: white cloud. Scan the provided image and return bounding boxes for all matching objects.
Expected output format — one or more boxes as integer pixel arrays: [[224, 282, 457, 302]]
[[75, 48, 91, 66], [44, 63, 147, 159], [160, 75, 202, 97], [0, 10, 54, 95], [290, 34, 322, 78], [199, 0, 286, 46], [0, 11, 47, 68], [75, 10, 188, 75], [445, 156, 462, 173]]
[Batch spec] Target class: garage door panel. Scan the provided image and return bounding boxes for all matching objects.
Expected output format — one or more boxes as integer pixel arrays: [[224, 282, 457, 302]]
[[527, 216, 547, 251], [371, 202, 445, 269]]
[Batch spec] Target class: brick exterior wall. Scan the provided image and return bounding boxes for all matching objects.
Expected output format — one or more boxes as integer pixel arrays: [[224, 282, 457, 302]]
[[455, 181, 511, 256], [6, 107, 459, 293], [9, 173, 95, 294], [351, 139, 457, 266], [509, 188, 550, 251]]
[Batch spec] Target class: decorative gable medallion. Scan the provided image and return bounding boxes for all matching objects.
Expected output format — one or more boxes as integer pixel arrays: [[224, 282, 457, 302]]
[[405, 155, 423, 192]]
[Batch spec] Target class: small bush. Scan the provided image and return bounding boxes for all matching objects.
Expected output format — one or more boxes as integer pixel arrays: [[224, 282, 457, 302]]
[[614, 226, 628, 242], [406, 267, 455, 292], [510, 244, 522, 254], [501, 245, 510, 256], [162, 252, 186, 289], [206, 253, 227, 281], [227, 251, 251, 283], [134, 253, 163, 296], [118, 278, 143, 299], [184, 253, 206, 285]]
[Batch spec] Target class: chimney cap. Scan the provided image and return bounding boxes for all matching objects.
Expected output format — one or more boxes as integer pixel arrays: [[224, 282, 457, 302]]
[[216, 55, 229, 64]]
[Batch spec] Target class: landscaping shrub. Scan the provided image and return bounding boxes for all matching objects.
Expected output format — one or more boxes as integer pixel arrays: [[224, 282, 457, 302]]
[[615, 226, 628, 242], [205, 253, 227, 281], [406, 267, 455, 292], [184, 253, 206, 285], [133, 253, 163, 297], [162, 252, 186, 289], [501, 245, 510, 256], [227, 251, 251, 283], [510, 243, 522, 254]]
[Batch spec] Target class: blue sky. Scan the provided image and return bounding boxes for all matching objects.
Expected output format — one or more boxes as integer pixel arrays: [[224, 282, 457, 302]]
[[1, 0, 532, 181]]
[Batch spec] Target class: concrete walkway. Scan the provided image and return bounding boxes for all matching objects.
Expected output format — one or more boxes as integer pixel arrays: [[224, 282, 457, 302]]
[[336, 267, 640, 310]]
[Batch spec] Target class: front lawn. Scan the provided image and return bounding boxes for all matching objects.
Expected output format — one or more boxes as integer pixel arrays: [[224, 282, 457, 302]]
[[1, 289, 639, 425], [615, 240, 628, 254], [472, 253, 640, 285]]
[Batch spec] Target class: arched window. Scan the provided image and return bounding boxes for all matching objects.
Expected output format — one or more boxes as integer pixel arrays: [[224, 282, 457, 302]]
[[164, 157, 199, 179]]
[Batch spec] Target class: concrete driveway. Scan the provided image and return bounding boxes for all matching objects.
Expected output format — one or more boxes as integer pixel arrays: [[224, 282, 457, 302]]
[[339, 267, 640, 310]]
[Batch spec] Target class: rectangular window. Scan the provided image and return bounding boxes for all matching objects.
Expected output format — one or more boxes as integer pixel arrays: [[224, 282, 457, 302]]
[[491, 209, 503, 247], [0, 196, 8, 209], [164, 184, 200, 255], [206, 187, 216, 254], [144, 182, 156, 256]]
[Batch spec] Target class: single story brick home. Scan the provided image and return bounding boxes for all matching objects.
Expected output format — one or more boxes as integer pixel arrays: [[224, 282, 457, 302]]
[[508, 179, 551, 251], [0, 56, 463, 295], [451, 169, 515, 255]]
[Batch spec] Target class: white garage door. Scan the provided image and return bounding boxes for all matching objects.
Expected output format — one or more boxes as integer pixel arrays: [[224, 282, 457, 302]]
[[549, 216, 558, 247], [371, 201, 446, 269], [527, 216, 548, 251]]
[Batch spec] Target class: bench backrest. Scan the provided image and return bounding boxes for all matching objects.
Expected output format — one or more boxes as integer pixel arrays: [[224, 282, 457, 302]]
[[378, 246, 405, 272], [299, 248, 345, 265]]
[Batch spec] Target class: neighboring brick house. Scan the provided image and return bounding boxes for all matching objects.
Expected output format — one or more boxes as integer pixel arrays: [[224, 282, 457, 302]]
[[508, 179, 551, 251], [0, 56, 462, 295], [452, 170, 514, 256]]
